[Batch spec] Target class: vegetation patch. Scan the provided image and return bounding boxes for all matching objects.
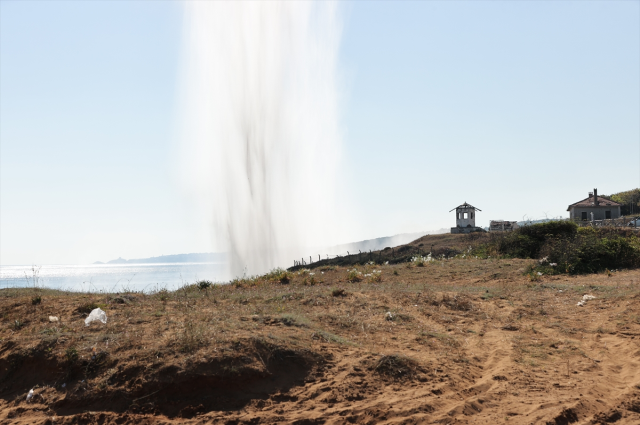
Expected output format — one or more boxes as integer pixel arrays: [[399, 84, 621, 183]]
[[346, 268, 363, 283], [265, 268, 294, 284], [476, 221, 640, 274], [196, 280, 213, 290]]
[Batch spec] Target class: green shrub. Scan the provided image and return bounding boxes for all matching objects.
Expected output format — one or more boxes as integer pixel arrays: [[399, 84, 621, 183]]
[[480, 220, 640, 274], [196, 280, 213, 290], [488, 221, 578, 259], [519, 220, 578, 241], [541, 231, 640, 274]]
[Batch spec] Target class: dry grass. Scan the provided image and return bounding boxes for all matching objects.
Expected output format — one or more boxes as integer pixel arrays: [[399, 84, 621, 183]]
[[2, 258, 640, 424]]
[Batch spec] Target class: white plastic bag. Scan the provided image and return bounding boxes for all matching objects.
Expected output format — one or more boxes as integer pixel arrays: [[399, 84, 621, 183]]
[[84, 308, 107, 326], [577, 294, 596, 307]]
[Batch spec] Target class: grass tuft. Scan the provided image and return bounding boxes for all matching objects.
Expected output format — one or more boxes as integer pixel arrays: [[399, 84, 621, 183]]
[[65, 347, 79, 363], [346, 268, 363, 282]]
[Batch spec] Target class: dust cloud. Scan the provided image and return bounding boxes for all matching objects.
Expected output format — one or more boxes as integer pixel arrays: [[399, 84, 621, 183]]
[[179, 2, 344, 277]]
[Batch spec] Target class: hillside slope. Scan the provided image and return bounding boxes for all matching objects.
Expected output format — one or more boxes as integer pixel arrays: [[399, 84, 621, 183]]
[[2, 259, 640, 424]]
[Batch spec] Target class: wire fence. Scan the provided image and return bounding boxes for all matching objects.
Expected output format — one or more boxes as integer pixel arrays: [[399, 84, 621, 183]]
[[572, 216, 638, 228]]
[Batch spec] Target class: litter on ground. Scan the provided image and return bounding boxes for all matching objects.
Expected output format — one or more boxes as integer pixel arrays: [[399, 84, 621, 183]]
[[84, 308, 107, 326], [577, 294, 596, 307]]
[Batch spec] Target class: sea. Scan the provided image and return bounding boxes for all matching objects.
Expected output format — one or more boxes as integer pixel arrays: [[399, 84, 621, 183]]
[[0, 263, 228, 293]]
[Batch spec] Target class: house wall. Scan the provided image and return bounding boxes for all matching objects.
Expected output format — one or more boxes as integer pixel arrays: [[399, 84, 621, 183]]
[[456, 208, 476, 228], [569, 206, 621, 220]]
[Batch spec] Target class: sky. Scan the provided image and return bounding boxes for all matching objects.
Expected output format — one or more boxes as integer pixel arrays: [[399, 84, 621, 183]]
[[1, 0, 639, 266]]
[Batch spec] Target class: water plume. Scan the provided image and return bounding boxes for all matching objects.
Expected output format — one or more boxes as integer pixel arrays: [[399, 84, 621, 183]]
[[179, 1, 343, 277]]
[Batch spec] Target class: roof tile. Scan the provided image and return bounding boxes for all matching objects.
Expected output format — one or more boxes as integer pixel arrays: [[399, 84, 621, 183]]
[[567, 196, 621, 209]]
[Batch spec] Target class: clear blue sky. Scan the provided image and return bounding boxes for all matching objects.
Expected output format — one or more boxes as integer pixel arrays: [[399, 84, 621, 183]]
[[1, 1, 639, 265]]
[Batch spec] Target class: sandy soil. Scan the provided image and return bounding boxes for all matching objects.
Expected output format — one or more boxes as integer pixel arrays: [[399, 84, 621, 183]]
[[2, 256, 640, 424]]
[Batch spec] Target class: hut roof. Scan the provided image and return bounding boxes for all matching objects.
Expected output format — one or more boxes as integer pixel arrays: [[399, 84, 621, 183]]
[[449, 202, 481, 213], [567, 196, 621, 211]]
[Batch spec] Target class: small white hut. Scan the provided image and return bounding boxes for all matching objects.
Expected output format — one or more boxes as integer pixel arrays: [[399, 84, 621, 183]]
[[450, 203, 483, 234]]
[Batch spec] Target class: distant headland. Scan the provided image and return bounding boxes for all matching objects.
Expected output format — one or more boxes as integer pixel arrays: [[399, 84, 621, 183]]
[[93, 252, 226, 265], [92, 230, 450, 266]]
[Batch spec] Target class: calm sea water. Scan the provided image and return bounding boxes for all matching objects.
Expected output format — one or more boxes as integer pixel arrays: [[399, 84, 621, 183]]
[[0, 263, 228, 292]]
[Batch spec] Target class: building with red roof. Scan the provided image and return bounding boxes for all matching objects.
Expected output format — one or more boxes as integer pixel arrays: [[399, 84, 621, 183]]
[[567, 188, 621, 221]]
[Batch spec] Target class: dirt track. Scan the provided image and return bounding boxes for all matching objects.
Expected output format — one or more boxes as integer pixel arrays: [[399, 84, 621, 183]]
[[2, 258, 640, 424]]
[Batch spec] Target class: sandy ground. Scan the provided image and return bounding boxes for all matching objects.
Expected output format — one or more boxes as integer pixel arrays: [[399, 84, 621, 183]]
[[2, 257, 640, 424]]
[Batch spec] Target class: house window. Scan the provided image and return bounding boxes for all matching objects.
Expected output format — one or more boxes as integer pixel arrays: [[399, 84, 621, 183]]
[[605, 211, 611, 219], [581, 212, 588, 221]]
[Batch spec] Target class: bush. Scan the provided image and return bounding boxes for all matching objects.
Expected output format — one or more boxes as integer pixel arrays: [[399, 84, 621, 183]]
[[196, 280, 213, 290], [488, 221, 578, 259], [265, 268, 293, 284], [540, 230, 640, 274], [519, 220, 578, 241], [346, 268, 363, 282], [411, 255, 432, 267], [366, 270, 382, 282], [479, 220, 640, 274]]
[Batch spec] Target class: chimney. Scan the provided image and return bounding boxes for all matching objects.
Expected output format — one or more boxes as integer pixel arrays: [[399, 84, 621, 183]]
[[594, 188, 599, 206]]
